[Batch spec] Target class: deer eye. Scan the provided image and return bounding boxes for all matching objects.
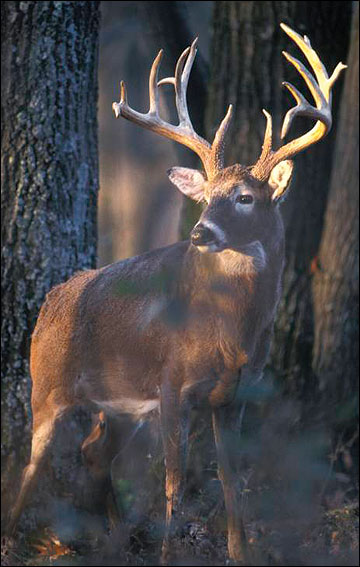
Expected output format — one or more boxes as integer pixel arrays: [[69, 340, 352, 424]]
[[235, 194, 254, 205]]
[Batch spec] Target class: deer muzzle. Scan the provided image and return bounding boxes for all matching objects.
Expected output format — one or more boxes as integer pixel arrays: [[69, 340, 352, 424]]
[[190, 223, 215, 246], [190, 221, 227, 253]]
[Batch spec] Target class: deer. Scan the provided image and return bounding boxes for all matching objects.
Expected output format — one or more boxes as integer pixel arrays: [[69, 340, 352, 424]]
[[7, 23, 345, 565]]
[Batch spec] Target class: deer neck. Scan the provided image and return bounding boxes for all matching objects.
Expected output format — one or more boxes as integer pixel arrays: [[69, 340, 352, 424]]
[[189, 236, 282, 279], [217, 242, 268, 276], [180, 226, 285, 315]]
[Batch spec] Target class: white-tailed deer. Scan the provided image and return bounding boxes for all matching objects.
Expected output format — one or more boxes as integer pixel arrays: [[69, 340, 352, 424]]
[[7, 24, 345, 564]]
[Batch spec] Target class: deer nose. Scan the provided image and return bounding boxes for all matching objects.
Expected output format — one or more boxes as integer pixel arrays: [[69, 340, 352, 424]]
[[190, 224, 214, 246]]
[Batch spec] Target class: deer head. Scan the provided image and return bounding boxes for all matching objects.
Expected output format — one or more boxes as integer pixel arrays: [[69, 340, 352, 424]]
[[113, 24, 346, 254]]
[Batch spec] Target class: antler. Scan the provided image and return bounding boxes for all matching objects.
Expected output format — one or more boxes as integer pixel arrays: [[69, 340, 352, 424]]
[[251, 23, 347, 182], [112, 38, 233, 181]]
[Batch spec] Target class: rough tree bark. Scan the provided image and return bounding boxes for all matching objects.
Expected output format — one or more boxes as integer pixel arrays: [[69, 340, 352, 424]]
[[1, 0, 100, 516], [206, 1, 352, 400], [312, 5, 359, 445]]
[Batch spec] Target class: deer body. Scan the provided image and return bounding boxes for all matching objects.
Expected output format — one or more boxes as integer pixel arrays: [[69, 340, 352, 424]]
[[31, 166, 284, 418], [8, 23, 345, 565], [33, 219, 282, 417]]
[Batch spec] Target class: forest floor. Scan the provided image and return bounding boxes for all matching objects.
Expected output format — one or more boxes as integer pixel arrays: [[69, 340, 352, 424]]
[[1, 497, 358, 566], [2, 404, 359, 566], [2, 468, 358, 566]]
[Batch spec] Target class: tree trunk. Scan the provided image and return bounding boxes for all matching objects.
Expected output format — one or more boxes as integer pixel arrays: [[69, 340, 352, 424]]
[[1, 0, 100, 514], [312, 4, 359, 441], [206, 1, 352, 400]]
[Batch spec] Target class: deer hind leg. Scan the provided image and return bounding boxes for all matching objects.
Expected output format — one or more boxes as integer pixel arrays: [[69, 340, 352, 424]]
[[81, 411, 121, 529], [7, 409, 63, 535], [160, 379, 190, 565], [212, 405, 249, 565]]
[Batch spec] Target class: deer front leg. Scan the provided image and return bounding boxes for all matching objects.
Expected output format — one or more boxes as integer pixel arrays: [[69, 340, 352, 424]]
[[160, 378, 190, 565], [212, 404, 249, 565]]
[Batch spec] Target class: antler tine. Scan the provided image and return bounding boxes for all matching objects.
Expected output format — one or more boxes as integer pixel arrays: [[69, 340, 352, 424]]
[[280, 80, 330, 139], [149, 49, 163, 115], [114, 39, 232, 181], [256, 109, 273, 167], [112, 49, 164, 122], [158, 38, 198, 127], [281, 25, 329, 91], [280, 50, 330, 139], [251, 23, 347, 182], [157, 44, 190, 90], [178, 38, 198, 126], [211, 104, 234, 171]]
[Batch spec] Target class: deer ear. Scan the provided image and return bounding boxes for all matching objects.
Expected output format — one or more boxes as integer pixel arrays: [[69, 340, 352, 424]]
[[268, 160, 294, 203], [167, 167, 206, 201]]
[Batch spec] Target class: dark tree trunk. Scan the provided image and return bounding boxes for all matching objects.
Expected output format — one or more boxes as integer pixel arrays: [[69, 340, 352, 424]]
[[1, 0, 100, 514], [312, 5, 359, 444], [206, 1, 352, 400]]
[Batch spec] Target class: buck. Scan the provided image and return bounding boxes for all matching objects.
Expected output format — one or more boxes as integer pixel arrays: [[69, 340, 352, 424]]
[[7, 23, 345, 565]]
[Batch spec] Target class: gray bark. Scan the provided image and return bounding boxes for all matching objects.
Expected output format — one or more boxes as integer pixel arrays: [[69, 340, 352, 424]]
[[1, 0, 100, 512], [312, 4, 359, 431]]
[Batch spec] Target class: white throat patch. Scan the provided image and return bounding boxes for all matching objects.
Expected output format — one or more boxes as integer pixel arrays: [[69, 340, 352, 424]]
[[219, 241, 267, 274]]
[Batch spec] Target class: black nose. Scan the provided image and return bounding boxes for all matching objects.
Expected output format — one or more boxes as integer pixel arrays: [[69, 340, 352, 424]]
[[190, 224, 214, 246]]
